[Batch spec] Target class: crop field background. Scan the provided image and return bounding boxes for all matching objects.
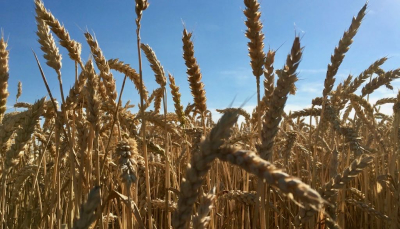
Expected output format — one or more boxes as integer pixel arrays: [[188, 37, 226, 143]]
[[0, 0, 399, 228]]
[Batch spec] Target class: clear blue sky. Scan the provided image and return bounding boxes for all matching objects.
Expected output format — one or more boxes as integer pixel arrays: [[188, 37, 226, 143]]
[[1, 0, 400, 117]]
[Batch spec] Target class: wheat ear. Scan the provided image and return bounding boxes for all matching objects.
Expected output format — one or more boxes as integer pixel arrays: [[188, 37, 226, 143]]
[[5, 98, 45, 170], [192, 188, 216, 229], [84, 60, 101, 130], [34, 0, 82, 65], [217, 146, 326, 210], [140, 43, 166, 88], [346, 199, 391, 222], [85, 32, 117, 102], [172, 111, 239, 229], [169, 74, 186, 126], [108, 58, 149, 101], [322, 3, 367, 98], [263, 50, 276, 108], [320, 155, 374, 200], [64, 60, 91, 110], [35, 17, 62, 77], [0, 36, 9, 122], [182, 29, 207, 114], [244, 0, 266, 124], [116, 140, 138, 186], [244, 0, 266, 79], [16, 81, 22, 103], [344, 57, 387, 96], [361, 69, 400, 97], [259, 36, 303, 160], [72, 186, 101, 229]]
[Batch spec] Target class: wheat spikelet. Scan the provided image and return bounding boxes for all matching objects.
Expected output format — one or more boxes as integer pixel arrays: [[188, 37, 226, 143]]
[[0, 36, 9, 121], [182, 29, 207, 114], [34, 0, 82, 64]]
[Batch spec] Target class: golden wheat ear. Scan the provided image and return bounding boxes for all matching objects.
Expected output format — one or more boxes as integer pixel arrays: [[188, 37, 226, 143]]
[[34, 0, 82, 65], [323, 3, 367, 98], [108, 58, 149, 102], [5, 97, 45, 170], [173, 110, 239, 229], [169, 73, 186, 126], [259, 36, 303, 161], [140, 43, 167, 88], [182, 28, 207, 114], [0, 36, 10, 122]]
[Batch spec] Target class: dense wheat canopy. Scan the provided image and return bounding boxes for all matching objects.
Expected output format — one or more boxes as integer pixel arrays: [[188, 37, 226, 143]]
[[0, 1, 399, 229]]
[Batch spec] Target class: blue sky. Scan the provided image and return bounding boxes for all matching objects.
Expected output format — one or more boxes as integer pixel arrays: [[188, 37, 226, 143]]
[[1, 0, 400, 118]]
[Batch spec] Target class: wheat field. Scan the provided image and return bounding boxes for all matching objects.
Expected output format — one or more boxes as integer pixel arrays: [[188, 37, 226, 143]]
[[0, 0, 399, 228]]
